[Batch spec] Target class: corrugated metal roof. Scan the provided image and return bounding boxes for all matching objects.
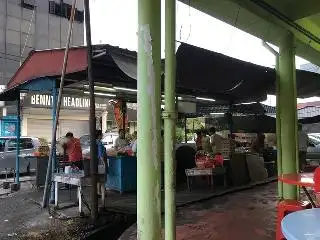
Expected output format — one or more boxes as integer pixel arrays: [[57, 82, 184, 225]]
[[298, 106, 320, 119], [7, 47, 88, 90]]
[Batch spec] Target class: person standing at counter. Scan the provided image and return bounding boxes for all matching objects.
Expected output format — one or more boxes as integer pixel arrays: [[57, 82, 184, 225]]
[[131, 138, 137, 156], [195, 130, 203, 151], [251, 133, 265, 155], [201, 129, 212, 153], [114, 129, 128, 150], [65, 132, 83, 170], [96, 130, 108, 196], [209, 127, 223, 154]]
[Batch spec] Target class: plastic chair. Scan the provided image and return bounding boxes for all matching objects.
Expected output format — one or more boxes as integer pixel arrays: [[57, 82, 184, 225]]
[[276, 200, 312, 240]]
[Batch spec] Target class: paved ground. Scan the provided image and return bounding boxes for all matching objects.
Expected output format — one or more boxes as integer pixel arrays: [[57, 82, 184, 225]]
[[0, 178, 87, 240], [0, 174, 277, 240], [120, 182, 277, 240]]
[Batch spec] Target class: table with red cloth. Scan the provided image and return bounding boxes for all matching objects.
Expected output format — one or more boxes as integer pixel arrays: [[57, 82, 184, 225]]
[[278, 173, 316, 207]]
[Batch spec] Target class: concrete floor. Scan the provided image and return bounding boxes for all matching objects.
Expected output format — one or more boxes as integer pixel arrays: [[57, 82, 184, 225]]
[[0, 174, 277, 240], [120, 182, 277, 240]]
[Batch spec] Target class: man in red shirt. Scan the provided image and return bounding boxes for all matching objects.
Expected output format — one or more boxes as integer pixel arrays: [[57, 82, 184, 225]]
[[65, 132, 83, 170]]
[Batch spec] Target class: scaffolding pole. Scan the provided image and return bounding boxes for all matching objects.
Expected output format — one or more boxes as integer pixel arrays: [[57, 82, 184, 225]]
[[137, 0, 162, 238], [164, 0, 176, 239], [84, 0, 98, 221], [42, 0, 77, 208]]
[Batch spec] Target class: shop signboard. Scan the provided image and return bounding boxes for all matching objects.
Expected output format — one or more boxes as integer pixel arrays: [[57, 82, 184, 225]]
[[22, 93, 108, 110]]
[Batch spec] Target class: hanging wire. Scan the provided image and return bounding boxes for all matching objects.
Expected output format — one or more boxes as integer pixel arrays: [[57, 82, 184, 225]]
[[20, 7, 36, 66]]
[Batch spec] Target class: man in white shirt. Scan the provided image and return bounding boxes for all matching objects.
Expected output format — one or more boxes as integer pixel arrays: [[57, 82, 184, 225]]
[[298, 124, 308, 171], [209, 127, 223, 154], [114, 129, 128, 150]]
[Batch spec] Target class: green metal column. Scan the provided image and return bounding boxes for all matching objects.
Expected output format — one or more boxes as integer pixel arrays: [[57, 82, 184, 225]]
[[164, 0, 176, 239], [262, 41, 283, 199], [279, 32, 298, 200], [137, 0, 162, 239]]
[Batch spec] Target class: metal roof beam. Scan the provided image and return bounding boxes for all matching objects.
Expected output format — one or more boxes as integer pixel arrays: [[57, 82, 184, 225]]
[[181, 0, 320, 65], [264, 0, 320, 20]]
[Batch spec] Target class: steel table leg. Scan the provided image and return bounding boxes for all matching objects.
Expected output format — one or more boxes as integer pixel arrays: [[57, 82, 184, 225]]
[[186, 176, 191, 192], [78, 185, 82, 214], [55, 181, 58, 206]]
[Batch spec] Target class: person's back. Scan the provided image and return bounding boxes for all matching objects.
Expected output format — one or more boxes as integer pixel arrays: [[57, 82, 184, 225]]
[[251, 134, 265, 154], [66, 137, 82, 162]]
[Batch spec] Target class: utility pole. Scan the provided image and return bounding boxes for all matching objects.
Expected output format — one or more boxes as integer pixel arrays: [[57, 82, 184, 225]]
[[84, 0, 98, 221]]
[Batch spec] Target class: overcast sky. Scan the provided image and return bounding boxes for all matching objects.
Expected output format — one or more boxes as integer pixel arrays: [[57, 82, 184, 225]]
[[90, 0, 319, 106]]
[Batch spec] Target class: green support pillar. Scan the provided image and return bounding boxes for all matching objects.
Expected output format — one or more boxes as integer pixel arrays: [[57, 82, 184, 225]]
[[137, 0, 162, 239], [164, 0, 176, 239], [279, 32, 298, 200], [262, 41, 283, 199]]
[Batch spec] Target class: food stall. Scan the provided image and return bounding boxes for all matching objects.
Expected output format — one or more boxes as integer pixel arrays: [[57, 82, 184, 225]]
[[179, 106, 277, 188], [105, 99, 137, 194], [106, 155, 137, 194]]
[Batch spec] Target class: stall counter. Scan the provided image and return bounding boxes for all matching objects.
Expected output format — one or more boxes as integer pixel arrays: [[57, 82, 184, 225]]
[[106, 155, 137, 194]]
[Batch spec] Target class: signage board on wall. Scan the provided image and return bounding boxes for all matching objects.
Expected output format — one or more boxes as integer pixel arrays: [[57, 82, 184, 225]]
[[23, 94, 108, 110]]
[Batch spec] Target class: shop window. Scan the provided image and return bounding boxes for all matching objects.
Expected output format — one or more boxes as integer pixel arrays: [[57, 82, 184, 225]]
[[21, 0, 36, 10], [74, 10, 84, 23], [48, 1, 83, 23]]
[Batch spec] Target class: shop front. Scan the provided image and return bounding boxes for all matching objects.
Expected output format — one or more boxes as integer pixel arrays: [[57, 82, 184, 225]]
[[20, 93, 108, 141]]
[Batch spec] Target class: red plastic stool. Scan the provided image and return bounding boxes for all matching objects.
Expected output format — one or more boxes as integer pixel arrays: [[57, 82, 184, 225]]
[[276, 200, 312, 240]]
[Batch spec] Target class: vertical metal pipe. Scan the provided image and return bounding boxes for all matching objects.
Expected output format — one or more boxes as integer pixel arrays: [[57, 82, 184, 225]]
[[16, 93, 21, 184], [84, 0, 98, 221], [137, 0, 162, 238], [228, 103, 233, 135], [164, 0, 176, 239], [275, 56, 283, 199], [279, 32, 297, 200], [184, 116, 187, 143], [50, 84, 57, 203], [262, 41, 283, 199], [41, 0, 77, 208], [122, 100, 126, 138]]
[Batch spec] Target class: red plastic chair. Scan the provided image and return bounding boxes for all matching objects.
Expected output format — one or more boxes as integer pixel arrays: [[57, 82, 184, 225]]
[[276, 200, 312, 240]]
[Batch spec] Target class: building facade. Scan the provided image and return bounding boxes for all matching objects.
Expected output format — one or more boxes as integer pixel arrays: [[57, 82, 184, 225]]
[[0, 0, 84, 85]]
